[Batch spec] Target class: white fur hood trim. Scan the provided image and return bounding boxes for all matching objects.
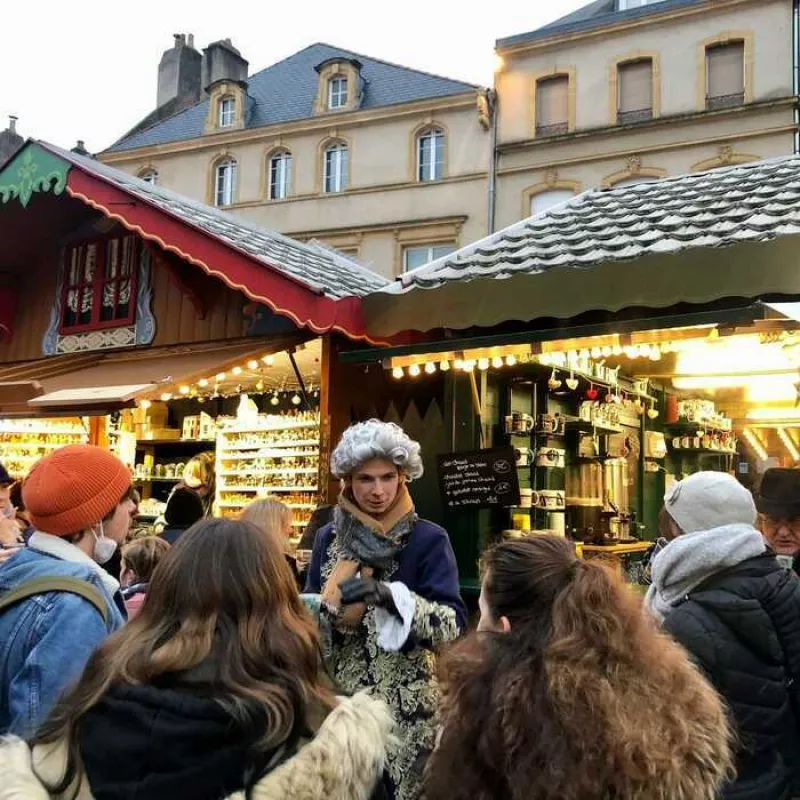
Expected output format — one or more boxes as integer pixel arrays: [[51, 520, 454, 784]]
[[0, 691, 394, 800]]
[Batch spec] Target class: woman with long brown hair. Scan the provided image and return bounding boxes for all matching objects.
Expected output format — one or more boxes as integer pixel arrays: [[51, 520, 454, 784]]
[[0, 518, 393, 800], [424, 535, 733, 800]]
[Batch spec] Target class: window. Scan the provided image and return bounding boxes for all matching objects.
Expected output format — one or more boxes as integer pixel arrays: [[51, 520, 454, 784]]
[[328, 77, 348, 110], [536, 76, 569, 137], [60, 235, 138, 333], [139, 169, 158, 185], [269, 151, 292, 200], [617, 60, 653, 124], [417, 128, 445, 182], [215, 158, 237, 206], [529, 189, 575, 218], [617, 0, 666, 8], [706, 42, 745, 110], [324, 143, 348, 193], [402, 243, 456, 272], [219, 96, 236, 128]]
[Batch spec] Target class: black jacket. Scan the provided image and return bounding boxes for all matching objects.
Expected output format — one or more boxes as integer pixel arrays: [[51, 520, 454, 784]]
[[664, 554, 800, 800]]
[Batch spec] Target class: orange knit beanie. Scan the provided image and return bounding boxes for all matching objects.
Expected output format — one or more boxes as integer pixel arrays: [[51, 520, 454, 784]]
[[23, 444, 132, 537]]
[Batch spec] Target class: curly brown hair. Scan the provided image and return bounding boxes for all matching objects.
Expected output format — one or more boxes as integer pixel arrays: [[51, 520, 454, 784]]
[[424, 535, 733, 800]]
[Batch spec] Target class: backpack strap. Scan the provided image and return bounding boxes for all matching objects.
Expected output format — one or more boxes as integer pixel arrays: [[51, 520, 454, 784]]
[[0, 576, 109, 625]]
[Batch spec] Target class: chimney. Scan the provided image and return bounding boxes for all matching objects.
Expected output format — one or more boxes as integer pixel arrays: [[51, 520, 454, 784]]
[[157, 33, 202, 110], [202, 39, 248, 93], [8, 115, 17, 135], [0, 116, 24, 164], [71, 140, 90, 156]]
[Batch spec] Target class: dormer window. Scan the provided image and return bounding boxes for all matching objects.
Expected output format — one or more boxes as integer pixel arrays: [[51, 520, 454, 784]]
[[138, 169, 158, 185], [219, 96, 236, 128], [328, 77, 348, 110], [617, 0, 666, 9]]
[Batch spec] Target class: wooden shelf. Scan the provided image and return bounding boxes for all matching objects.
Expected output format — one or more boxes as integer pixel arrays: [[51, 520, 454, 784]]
[[219, 451, 319, 461], [137, 439, 215, 447], [566, 418, 623, 435], [219, 420, 319, 434], [670, 447, 736, 455], [220, 439, 319, 451], [220, 485, 318, 493]]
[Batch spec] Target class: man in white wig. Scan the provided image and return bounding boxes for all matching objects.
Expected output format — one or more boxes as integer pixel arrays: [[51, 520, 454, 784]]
[[306, 419, 465, 800]]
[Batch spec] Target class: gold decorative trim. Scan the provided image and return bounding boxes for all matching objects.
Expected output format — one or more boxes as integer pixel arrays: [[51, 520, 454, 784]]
[[204, 82, 247, 135], [691, 145, 761, 172], [408, 120, 449, 183], [607, 51, 661, 125], [602, 156, 666, 188], [529, 67, 577, 138], [696, 30, 754, 112], [521, 172, 582, 219], [313, 60, 363, 116]]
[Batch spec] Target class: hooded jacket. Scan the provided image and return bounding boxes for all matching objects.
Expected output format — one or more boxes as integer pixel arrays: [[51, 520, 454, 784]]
[[661, 551, 800, 800], [0, 688, 392, 800]]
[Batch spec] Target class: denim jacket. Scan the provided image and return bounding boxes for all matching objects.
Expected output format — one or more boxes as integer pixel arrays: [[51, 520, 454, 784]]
[[0, 536, 125, 737]]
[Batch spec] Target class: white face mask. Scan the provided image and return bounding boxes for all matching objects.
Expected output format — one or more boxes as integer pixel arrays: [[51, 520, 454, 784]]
[[92, 521, 118, 565]]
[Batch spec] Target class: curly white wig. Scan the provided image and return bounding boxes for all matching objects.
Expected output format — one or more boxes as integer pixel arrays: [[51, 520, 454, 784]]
[[331, 419, 424, 481]]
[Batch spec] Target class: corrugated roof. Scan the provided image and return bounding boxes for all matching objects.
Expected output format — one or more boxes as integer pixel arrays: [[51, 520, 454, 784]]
[[47, 143, 388, 300], [497, 0, 704, 50], [107, 42, 477, 153], [388, 155, 800, 293]]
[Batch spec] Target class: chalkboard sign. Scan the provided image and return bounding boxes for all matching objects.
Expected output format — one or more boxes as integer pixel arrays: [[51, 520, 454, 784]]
[[438, 447, 521, 511]]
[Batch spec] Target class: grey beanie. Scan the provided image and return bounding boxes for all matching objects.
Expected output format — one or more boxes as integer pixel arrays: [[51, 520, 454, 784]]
[[665, 471, 757, 534]]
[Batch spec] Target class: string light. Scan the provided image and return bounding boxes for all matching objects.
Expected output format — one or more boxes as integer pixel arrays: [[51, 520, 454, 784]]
[[160, 392, 172, 402], [179, 385, 190, 395], [491, 356, 504, 369], [270, 392, 280, 406], [505, 355, 517, 367], [601, 346, 612, 358], [453, 359, 464, 370], [439, 360, 451, 372], [409, 364, 421, 377], [232, 366, 242, 376], [424, 362, 436, 375], [140, 399, 151, 410], [462, 360, 476, 372], [612, 344, 623, 356], [247, 360, 259, 370], [262, 355, 275, 366], [478, 358, 490, 371], [198, 378, 209, 388], [256, 380, 265, 391], [392, 367, 404, 379], [291, 393, 302, 406], [590, 347, 602, 359], [216, 372, 226, 381]]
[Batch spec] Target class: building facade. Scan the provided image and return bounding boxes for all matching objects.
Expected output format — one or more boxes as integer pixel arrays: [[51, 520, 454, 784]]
[[99, 38, 491, 279], [493, 0, 797, 229]]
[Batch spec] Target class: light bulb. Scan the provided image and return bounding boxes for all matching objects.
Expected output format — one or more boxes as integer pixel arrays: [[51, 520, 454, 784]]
[[262, 355, 275, 366], [424, 362, 436, 375], [478, 358, 490, 371], [291, 393, 301, 406], [439, 360, 451, 372], [579, 349, 590, 360], [140, 399, 151, 410], [247, 360, 259, 370], [160, 392, 172, 402], [505, 354, 517, 367], [179, 385, 190, 395], [409, 364, 421, 377], [590, 347, 602, 359], [612, 344, 623, 356], [601, 346, 612, 358], [216, 372, 226, 381], [232, 366, 242, 376], [491, 357, 503, 369], [270, 393, 280, 406], [256, 380, 264, 391], [198, 378, 209, 388], [392, 367, 404, 379], [638, 344, 651, 357], [462, 360, 476, 371]]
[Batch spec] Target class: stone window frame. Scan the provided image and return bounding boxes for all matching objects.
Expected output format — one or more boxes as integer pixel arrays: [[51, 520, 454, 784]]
[[411, 121, 449, 183], [529, 66, 577, 139], [521, 174, 583, 220], [697, 31, 754, 112], [207, 152, 239, 207], [608, 51, 661, 126]]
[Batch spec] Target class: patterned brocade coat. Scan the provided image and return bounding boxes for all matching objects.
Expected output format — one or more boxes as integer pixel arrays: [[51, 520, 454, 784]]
[[306, 518, 466, 800]]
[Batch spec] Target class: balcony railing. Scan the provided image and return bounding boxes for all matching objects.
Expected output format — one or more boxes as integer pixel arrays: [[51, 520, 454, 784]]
[[617, 107, 654, 125], [706, 92, 745, 111], [535, 121, 569, 138]]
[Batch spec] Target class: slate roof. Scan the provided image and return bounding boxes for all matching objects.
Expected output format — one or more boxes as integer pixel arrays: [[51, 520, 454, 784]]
[[497, 0, 704, 49], [107, 43, 477, 153], [387, 156, 800, 294], [45, 142, 388, 299]]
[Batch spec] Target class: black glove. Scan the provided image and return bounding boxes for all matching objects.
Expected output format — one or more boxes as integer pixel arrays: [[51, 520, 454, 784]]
[[338, 577, 402, 620]]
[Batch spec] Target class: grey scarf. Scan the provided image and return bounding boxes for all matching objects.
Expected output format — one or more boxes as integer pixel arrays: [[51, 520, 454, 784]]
[[645, 523, 766, 623], [334, 502, 417, 572]]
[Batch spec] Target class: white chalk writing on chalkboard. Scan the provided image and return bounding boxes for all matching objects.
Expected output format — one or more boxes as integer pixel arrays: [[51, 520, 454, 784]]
[[438, 447, 521, 511]]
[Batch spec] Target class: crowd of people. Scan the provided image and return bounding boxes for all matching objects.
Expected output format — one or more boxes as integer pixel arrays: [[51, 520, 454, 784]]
[[0, 420, 799, 799]]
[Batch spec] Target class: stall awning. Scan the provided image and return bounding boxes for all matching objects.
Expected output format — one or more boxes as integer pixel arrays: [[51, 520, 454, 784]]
[[0, 340, 282, 415], [0, 141, 393, 344], [364, 156, 800, 336]]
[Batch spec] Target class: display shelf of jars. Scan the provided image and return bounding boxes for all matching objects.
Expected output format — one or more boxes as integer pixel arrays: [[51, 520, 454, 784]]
[[216, 412, 320, 522], [0, 418, 89, 477]]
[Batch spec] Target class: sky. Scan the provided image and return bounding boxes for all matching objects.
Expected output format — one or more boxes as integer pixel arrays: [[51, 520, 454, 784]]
[[1, 0, 588, 153]]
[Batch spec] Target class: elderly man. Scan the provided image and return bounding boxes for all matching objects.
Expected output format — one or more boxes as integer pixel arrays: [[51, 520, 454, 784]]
[[757, 468, 800, 558], [305, 419, 465, 800]]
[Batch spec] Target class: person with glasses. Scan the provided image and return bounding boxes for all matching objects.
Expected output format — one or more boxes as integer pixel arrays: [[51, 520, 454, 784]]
[[757, 469, 800, 559]]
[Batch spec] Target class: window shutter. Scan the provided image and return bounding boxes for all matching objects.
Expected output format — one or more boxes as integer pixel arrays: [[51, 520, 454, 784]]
[[618, 60, 652, 113], [707, 42, 744, 98], [536, 76, 569, 127]]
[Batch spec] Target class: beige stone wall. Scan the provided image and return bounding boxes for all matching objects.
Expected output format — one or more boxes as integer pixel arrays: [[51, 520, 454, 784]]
[[101, 101, 489, 278], [494, 0, 796, 229]]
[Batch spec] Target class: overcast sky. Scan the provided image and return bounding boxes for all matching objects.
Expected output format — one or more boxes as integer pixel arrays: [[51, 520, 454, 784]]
[[1, 0, 587, 153]]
